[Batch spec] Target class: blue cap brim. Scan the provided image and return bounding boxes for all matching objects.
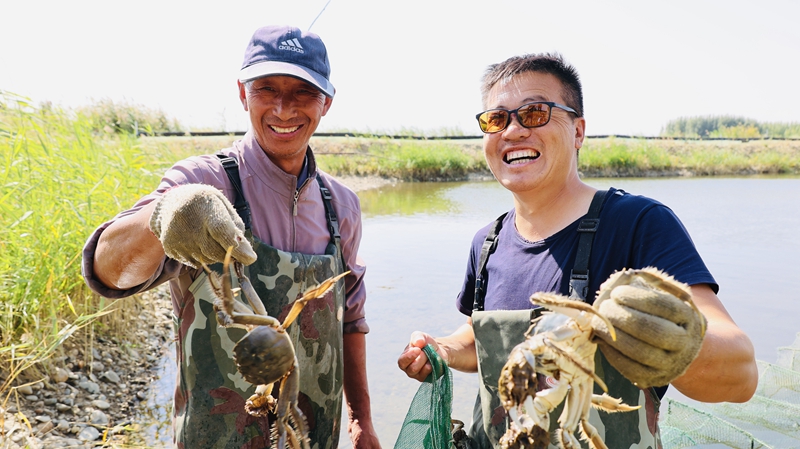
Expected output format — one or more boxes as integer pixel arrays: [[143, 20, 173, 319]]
[[239, 61, 335, 98]]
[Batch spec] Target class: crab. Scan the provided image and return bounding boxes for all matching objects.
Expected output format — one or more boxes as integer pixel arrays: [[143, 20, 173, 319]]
[[497, 267, 705, 449], [202, 247, 349, 449]]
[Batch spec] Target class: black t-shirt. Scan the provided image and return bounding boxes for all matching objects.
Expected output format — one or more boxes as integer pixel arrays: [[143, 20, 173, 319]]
[[456, 187, 717, 316]]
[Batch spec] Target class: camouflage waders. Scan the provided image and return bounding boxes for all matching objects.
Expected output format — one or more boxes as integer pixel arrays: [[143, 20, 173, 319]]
[[468, 190, 663, 448], [171, 159, 346, 449]]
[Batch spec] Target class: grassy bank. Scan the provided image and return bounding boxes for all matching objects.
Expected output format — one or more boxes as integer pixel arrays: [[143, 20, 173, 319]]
[[3, 96, 800, 395], [579, 137, 800, 177], [309, 135, 800, 178]]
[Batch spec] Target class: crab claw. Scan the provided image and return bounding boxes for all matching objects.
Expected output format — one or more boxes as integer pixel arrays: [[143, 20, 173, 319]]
[[202, 248, 237, 327], [498, 345, 539, 410], [281, 271, 351, 329], [530, 293, 617, 341], [244, 383, 277, 417]]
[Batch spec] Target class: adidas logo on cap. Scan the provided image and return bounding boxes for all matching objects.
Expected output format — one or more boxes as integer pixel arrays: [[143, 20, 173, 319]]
[[278, 38, 304, 53]]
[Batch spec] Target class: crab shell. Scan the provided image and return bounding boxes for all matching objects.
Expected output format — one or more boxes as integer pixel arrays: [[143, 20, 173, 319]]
[[233, 325, 296, 386]]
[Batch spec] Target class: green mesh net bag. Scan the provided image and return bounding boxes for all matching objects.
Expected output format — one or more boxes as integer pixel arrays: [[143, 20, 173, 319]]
[[394, 344, 454, 449]]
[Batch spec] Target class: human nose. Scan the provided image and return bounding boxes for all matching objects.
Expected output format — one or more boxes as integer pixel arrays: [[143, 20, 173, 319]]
[[272, 93, 298, 120], [502, 111, 531, 140]]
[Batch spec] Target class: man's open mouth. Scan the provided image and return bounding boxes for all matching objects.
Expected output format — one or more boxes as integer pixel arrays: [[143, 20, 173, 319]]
[[504, 149, 540, 165], [271, 125, 300, 134]]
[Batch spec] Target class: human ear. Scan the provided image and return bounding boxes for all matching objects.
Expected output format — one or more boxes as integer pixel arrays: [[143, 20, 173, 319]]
[[238, 81, 248, 111], [573, 117, 586, 150], [321, 95, 333, 116]]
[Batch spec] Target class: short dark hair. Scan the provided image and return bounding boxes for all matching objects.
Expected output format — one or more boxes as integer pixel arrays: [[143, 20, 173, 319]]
[[480, 52, 584, 118]]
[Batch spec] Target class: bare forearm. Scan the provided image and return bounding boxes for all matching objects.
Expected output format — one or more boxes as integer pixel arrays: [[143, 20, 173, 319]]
[[671, 285, 757, 403], [672, 321, 757, 402], [343, 332, 373, 421], [342, 332, 381, 448], [94, 201, 165, 290], [435, 321, 478, 373]]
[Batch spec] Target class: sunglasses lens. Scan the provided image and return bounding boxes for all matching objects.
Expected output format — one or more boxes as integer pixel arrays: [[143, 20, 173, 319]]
[[517, 103, 550, 128], [478, 110, 509, 133]]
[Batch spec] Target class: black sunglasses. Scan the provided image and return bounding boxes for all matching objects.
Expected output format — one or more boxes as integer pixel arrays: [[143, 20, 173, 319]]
[[476, 101, 579, 134]]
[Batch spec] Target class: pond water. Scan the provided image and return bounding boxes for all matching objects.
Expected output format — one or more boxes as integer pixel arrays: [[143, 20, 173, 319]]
[[139, 176, 800, 448]]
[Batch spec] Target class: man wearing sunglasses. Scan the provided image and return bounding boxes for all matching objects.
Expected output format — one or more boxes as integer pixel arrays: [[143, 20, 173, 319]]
[[398, 53, 757, 447], [83, 25, 381, 448]]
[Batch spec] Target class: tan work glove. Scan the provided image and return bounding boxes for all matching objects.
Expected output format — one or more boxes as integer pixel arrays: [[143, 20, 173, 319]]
[[149, 184, 257, 268], [590, 267, 707, 389]]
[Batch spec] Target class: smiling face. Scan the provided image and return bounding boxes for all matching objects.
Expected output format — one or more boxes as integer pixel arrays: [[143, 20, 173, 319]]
[[482, 71, 586, 196], [239, 75, 332, 175]]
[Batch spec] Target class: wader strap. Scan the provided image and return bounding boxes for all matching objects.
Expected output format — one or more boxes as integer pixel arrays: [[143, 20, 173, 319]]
[[568, 189, 608, 300], [473, 212, 508, 312], [316, 173, 341, 245], [316, 174, 348, 271], [215, 155, 342, 255], [216, 153, 252, 231]]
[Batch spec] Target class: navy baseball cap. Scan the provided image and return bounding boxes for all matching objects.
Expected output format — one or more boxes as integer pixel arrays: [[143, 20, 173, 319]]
[[239, 25, 335, 98]]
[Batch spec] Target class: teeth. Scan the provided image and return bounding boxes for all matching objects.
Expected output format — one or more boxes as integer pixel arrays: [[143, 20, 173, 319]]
[[505, 149, 540, 164], [271, 125, 300, 133]]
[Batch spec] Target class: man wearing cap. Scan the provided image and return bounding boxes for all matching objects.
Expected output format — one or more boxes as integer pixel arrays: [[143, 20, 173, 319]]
[[83, 25, 381, 448]]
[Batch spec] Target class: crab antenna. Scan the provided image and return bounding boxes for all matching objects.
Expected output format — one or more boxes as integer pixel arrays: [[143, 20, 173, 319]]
[[281, 271, 351, 329]]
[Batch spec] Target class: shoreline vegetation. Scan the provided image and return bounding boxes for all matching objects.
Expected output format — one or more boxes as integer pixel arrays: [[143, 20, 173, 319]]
[[152, 133, 800, 182], [3, 95, 800, 446]]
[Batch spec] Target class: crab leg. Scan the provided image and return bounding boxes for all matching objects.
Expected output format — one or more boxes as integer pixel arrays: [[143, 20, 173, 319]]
[[281, 271, 350, 329], [556, 381, 587, 449], [542, 338, 608, 392], [233, 260, 270, 317], [203, 249, 282, 328], [275, 364, 310, 449]]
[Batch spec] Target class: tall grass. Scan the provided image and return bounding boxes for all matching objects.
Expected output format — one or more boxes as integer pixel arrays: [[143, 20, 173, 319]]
[[319, 125, 468, 138], [580, 137, 800, 176], [314, 137, 486, 180], [0, 92, 177, 389]]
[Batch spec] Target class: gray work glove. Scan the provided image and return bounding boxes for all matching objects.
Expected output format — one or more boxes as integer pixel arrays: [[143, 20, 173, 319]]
[[590, 267, 707, 389], [149, 184, 257, 268]]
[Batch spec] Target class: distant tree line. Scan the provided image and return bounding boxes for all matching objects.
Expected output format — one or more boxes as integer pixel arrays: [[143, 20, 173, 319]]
[[661, 116, 800, 139]]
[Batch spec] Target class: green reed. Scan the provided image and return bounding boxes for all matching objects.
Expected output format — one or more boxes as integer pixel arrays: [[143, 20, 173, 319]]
[[0, 93, 175, 386], [580, 137, 800, 177], [314, 137, 486, 181]]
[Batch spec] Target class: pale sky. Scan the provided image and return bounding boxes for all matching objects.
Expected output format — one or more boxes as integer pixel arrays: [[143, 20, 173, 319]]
[[2, 0, 798, 136]]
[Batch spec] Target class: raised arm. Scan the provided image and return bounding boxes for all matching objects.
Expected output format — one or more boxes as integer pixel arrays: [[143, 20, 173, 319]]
[[671, 284, 758, 403], [94, 201, 164, 290], [93, 184, 257, 291]]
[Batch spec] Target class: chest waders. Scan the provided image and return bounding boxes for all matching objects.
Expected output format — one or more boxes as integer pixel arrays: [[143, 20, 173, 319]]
[[468, 190, 662, 449], [171, 154, 346, 449]]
